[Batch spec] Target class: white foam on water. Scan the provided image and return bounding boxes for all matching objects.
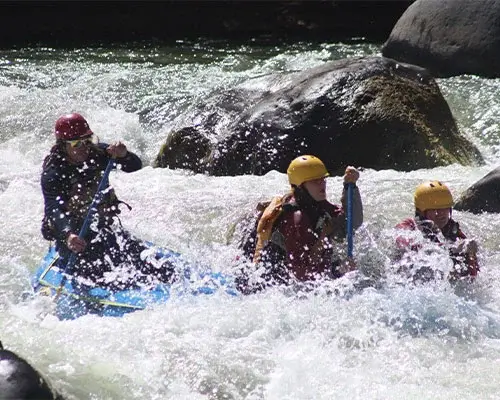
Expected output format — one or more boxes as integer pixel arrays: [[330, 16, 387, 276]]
[[1, 42, 500, 399]]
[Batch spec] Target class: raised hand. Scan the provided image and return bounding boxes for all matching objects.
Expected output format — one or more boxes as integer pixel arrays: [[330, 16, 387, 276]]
[[343, 166, 360, 184], [106, 141, 128, 158]]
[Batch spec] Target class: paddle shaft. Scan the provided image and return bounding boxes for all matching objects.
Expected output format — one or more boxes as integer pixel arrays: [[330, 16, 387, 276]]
[[346, 182, 354, 258], [62, 158, 115, 275]]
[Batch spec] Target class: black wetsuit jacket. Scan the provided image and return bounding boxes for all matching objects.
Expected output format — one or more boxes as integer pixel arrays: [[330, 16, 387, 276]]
[[41, 143, 142, 248]]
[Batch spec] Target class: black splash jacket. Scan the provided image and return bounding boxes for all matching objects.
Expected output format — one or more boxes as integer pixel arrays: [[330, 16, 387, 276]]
[[41, 143, 142, 244]]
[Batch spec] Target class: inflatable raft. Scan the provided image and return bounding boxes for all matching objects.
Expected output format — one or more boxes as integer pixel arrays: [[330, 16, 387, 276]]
[[31, 245, 238, 320]]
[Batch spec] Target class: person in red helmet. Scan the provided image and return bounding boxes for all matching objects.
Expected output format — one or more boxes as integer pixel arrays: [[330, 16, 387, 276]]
[[236, 155, 363, 293], [394, 180, 479, 283], [41, 113, 176, 290]]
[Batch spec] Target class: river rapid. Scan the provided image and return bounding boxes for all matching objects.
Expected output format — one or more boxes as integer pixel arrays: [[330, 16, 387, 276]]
[[1, 40, 500, 399]]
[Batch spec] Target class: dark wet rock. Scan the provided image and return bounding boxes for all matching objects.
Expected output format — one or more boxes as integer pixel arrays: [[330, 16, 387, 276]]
[[382, 0, 500, 78], [156, 56, 483, 176], [455, 167, 500, 214], [153, 127, 210, 172], [0, 343, 64, 400]]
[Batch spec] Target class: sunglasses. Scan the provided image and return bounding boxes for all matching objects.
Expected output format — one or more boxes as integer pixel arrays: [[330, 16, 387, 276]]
[[66, 136, 94, 149]]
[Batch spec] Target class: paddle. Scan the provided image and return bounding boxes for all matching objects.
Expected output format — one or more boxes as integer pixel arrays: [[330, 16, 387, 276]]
[[57, 158, 115, 291], [346, 182, 354, 258]]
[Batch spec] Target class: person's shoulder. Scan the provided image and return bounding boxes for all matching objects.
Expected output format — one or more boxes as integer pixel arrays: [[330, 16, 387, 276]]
[[395, 218, 416, 230], [322, 200, 342, 215], [280, 193, 299, 209], [41, 158, 66, 190], [41, 152, 64, 177], [89, 143, 110, 162], [277, 195, 301, 224]]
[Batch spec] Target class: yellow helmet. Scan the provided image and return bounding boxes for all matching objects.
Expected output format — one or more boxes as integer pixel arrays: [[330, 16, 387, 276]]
[[414, 181, 453, 212], [287, 155, 329, 186]]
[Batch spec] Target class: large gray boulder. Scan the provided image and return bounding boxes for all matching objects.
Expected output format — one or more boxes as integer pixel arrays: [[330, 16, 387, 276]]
[[382, 0, 500, 78], [455, 167, 500, 214], [155, 56, 483, 176]]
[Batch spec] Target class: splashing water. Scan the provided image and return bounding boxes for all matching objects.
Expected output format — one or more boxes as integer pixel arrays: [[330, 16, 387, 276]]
[[1, 41, 500, 399]]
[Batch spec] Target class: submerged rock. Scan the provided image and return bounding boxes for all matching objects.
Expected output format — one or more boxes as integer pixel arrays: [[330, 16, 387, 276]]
[[0, 341, 64, 399]]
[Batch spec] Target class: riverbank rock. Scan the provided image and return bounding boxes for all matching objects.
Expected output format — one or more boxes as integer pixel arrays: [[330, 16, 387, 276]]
[[382, 0, 500, 78], [454, 167, 500, 214], [155, 56, 483, 176]]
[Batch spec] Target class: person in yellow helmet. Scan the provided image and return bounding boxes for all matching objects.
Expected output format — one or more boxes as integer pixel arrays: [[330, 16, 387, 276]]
[[395, 180, 479, 282], [236, 155, 363, 294]]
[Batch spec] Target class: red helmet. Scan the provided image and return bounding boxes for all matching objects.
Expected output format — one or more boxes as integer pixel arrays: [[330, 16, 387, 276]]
[[54, 113, 93, 140]]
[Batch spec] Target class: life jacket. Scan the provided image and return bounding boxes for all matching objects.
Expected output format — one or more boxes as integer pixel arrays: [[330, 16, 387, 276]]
[[65, 172, 122, 221], [236, 194, 346, 294], [238, 193, 297, 264], [253, 195, 285, 263], [247, 193, 339, 265], [395, 217, 478, 279], [235, 194, 297, 294]]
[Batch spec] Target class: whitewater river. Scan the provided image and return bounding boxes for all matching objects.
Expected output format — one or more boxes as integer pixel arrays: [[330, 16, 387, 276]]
[[1, 40, 500, 399]]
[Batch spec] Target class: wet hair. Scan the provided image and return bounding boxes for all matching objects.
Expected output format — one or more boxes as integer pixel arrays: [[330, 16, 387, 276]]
[[293, 184, 319, 209], [292, 184, 326, 230]]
